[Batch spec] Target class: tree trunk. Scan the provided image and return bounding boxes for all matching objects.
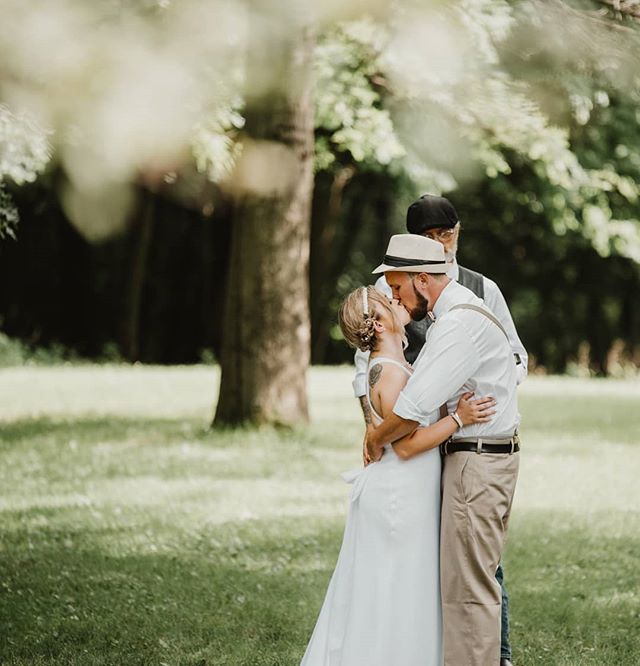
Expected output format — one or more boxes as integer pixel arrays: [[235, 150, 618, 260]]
[[310, 167, 354, 363], [123, 188, 155, 362], [214, 18, 314, 426]]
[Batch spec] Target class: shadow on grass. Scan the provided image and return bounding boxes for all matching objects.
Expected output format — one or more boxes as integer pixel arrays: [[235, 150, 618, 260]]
[[0, 416, 359, 492], [520, 395, 640, 446], [505, 510, 640, 666], [0, 416, 213, 448], [0, 415, 357, 450], [2, 508, 640, 665], [0, 515, 342, 666]]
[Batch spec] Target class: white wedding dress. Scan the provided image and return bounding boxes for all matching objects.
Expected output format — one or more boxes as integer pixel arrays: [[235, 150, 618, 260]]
[[300, 357, 443, 666]]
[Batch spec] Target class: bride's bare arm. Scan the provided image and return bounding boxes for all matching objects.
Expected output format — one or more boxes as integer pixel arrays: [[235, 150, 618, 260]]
[[392, 417, 458, 460], [393, 393, 496, 460]]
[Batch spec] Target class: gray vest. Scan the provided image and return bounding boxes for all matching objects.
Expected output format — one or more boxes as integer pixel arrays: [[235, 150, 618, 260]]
[[403, 266, 485, 365]]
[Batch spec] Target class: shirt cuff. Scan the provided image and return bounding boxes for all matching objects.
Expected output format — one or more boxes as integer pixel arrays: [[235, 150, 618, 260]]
[[352, 375, 367, 398], [393, 391, 424, 422]]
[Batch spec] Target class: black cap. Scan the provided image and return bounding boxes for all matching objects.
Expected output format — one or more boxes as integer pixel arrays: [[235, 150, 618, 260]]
[[406, 194, 459, 234]]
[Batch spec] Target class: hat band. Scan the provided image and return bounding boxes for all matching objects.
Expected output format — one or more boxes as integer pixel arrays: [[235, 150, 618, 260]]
[[383, 254, 444, 267]]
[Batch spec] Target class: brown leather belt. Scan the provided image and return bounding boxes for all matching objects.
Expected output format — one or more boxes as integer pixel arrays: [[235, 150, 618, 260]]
[[441, 433, 520, 455]]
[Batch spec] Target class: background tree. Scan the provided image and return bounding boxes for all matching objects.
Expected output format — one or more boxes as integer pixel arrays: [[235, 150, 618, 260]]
[[0, 0, 639, 389], [214, 5, 315, 425]]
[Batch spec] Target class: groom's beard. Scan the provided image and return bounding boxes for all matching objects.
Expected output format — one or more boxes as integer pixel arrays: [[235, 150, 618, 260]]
[[409, 284, 430, 321]]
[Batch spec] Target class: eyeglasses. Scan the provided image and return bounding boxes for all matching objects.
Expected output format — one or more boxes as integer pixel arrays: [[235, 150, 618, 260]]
[[424, 228, 456, 241]]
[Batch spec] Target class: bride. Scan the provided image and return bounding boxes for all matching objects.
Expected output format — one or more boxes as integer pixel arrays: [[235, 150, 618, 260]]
[[300, 285, 496, 666]]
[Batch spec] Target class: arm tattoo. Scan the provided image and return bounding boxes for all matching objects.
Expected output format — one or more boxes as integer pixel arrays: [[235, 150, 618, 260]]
[[358, 396, 373, 426], [368, 364, 382, 390]]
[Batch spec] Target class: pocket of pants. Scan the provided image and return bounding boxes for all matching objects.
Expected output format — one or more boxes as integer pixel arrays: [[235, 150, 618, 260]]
[[460, 454, 484, 504]]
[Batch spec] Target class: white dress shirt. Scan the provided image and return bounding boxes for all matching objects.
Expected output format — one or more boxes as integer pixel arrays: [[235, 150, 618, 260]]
[[352, 259, 528, 397], [393, 280, 520, 437]]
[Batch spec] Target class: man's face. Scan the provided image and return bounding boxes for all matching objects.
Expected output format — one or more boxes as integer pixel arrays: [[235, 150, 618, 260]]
[[385, 271, 429, 321], [422, 224, 459, 262]]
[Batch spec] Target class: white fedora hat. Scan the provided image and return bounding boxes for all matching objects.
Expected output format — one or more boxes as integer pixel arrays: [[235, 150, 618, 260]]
[[372, 234, 448, 274]]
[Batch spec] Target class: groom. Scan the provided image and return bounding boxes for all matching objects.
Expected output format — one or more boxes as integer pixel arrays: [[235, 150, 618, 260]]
[[365, 233, 521, 666]]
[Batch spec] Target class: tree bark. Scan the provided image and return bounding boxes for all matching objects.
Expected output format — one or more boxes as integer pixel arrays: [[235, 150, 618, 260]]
[[310, 167, 354, 363], [214, 18, 314, 426], [123, 188, 155, 362]]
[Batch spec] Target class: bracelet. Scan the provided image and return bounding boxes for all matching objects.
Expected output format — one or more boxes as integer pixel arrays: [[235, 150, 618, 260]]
[[451, 412, 463, 429]]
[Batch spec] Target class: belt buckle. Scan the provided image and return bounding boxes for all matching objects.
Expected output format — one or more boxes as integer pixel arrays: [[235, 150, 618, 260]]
[[476, 438, 483, 454], [442, 438, 450, 456]]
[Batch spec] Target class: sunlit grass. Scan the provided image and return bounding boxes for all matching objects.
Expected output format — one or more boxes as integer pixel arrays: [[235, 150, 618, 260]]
[[1, 366, 639, 665]]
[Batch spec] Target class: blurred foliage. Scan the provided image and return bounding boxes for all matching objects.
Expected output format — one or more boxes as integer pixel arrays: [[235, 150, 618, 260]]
[[0, 105, 50, 184], [192, 106, 245, 183], [0, 183, 19, 241], [0, 331, 77, 366], [0, 0, 639, 373], [308, 3, 640, 371], [314, 21, 405, 171], [0, 104, 50, 238], [450, 1, 640, 373]]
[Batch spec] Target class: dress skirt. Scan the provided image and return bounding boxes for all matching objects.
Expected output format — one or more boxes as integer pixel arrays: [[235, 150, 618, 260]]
[[300, 444, 443, 666]]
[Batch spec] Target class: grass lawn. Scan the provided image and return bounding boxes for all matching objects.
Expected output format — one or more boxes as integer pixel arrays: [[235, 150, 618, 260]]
[[1, 365, 639, 665]]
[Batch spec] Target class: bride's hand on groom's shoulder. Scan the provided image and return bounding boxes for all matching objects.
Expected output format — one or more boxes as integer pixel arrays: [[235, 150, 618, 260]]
[[456, 392, 497, 426]]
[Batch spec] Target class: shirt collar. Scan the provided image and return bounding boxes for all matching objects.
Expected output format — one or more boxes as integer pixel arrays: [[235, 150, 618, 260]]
[[432, 279, 461, 320]]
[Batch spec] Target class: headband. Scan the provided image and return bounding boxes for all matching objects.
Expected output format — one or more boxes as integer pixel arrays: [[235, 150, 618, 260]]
[[361, 286, 369, 317]]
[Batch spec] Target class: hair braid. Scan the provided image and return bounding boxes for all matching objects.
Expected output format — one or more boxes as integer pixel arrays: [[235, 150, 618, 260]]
[[358, 316, 377, 352]]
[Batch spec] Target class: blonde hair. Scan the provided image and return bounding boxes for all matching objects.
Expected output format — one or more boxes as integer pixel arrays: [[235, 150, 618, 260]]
[[338, 286, 406, 352]]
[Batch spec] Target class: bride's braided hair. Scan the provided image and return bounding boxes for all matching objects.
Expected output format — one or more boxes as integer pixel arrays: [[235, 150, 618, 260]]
[[338, 285, 405, 352], [357, 303, 377, 351]]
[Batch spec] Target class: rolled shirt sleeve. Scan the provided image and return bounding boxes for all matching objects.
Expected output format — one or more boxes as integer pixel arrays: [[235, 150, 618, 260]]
[[393, 391, 425, 424], [393, 318, 481, 421], [482, 277, 528, 385]]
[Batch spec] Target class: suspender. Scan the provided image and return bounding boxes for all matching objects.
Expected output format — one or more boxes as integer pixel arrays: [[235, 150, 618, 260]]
[[403, 268, 485, 364], [437, 303, 512, 420], [449, 303, 521, 366], [448, 303, 509, 340]]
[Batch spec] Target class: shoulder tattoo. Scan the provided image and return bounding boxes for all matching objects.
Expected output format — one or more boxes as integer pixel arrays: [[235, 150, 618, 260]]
[[368, 364, 383, 390]]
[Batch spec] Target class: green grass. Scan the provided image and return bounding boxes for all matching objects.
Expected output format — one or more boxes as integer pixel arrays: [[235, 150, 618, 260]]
[[1, 366, 639, 665]]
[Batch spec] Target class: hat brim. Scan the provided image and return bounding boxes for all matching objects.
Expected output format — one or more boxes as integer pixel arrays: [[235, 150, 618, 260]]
[[372, 262, 449, 274]]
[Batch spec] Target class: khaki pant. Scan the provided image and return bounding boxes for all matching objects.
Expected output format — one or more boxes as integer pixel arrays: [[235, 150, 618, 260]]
[[440, 451, 520, 666]]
